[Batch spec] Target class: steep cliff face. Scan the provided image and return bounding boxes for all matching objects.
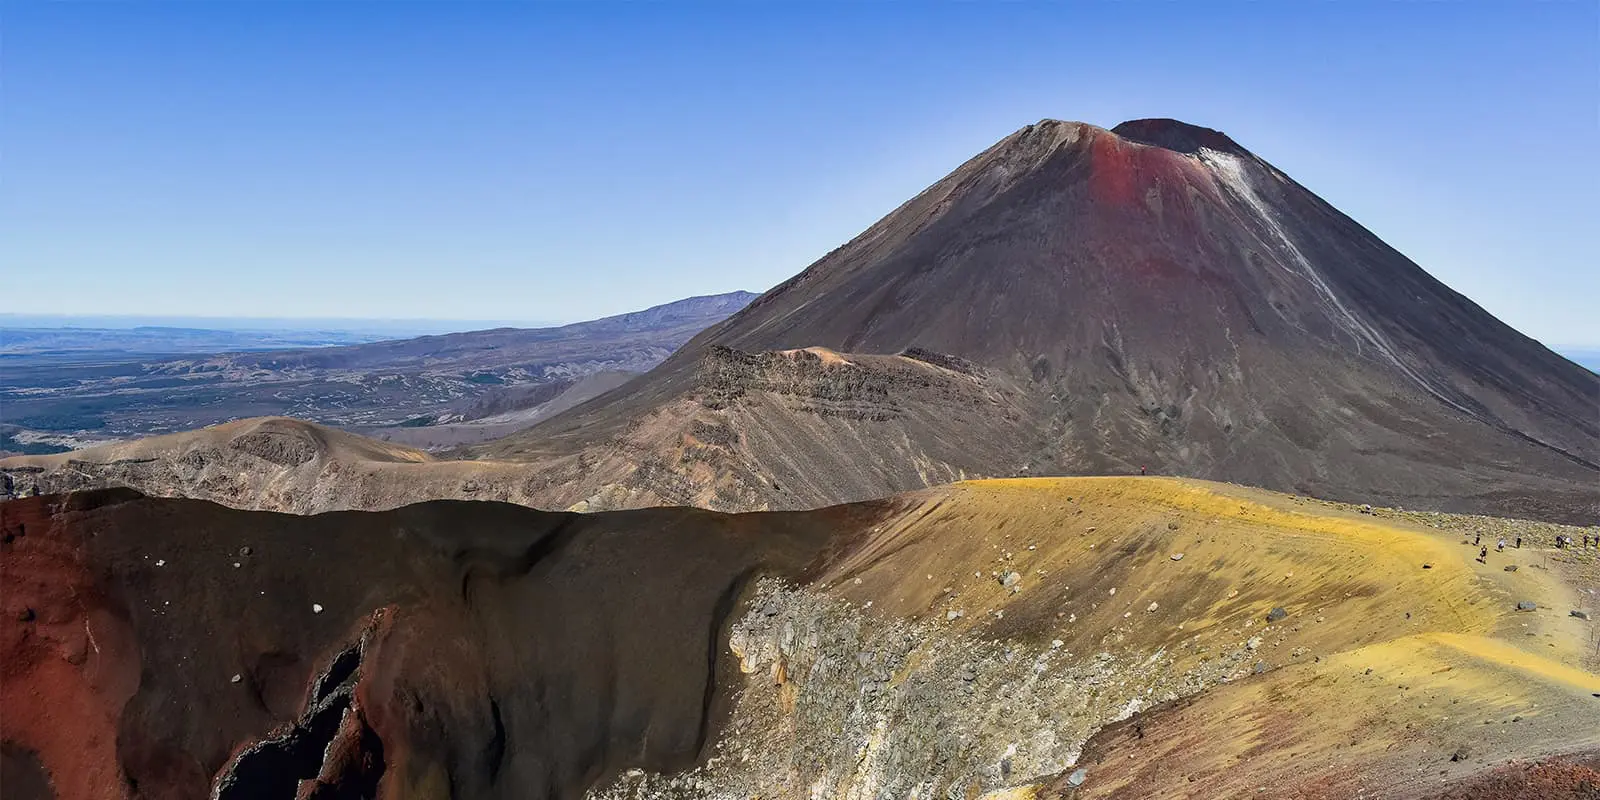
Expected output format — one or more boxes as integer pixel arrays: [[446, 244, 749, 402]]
[[6, 480, 1597, 799]]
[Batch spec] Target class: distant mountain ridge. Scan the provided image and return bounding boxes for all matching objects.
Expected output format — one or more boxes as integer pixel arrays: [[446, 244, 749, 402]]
[[203, 291, 761, 372]]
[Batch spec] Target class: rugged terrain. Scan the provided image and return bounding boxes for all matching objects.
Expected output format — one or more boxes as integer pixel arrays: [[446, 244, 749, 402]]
[[4, 478, 1597, 799], [0, 292, 752, 451]]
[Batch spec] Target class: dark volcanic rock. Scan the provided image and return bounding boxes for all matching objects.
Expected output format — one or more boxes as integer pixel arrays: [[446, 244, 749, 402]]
[[0, 490, 878, 800], [484, 117, 1597, 523]]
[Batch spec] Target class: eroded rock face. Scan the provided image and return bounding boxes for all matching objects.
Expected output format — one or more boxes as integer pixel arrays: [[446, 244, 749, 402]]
[[228, 429, 323, 467], [592, 581, 1256, 799]]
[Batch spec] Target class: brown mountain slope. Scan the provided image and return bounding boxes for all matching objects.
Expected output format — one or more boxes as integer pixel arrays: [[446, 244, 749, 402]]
[[4, 480, 1596, 799], [477, 118, 1597, 522]]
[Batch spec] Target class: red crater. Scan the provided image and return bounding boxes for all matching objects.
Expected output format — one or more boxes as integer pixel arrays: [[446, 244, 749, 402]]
[[1, 495, 141, 800]]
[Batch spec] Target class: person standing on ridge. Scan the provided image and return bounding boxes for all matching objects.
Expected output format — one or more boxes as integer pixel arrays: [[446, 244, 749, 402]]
[[1139, 465, 1147, 476]]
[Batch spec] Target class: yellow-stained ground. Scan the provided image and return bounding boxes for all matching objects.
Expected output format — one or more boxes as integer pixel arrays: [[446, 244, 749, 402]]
[[814, 477, 1600, 799]]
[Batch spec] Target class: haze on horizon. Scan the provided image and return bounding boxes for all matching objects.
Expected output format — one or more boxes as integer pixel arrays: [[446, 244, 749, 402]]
[[3, 2, 1597, 347]]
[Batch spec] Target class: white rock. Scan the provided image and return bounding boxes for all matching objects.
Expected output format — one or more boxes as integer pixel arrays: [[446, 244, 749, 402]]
[[312, 603, 324, 614]]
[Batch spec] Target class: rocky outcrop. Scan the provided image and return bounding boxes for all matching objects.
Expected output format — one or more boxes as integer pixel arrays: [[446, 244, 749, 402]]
[[593, 581, 1257, 800]]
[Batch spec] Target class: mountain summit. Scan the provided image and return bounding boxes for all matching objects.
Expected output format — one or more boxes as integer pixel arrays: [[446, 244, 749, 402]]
[[481, 117, 1596, 520]]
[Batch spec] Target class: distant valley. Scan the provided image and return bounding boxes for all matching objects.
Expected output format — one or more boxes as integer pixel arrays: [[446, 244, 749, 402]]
[[0, 292, 755, 455]]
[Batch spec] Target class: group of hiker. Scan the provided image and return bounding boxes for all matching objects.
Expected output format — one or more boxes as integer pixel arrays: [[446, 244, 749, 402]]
[[1556, 533, 1596, 549], [1472, 530, 1597, 563]]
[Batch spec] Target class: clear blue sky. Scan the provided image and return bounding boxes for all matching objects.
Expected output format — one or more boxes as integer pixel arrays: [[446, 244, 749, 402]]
[[3, 2, 1596, 345]]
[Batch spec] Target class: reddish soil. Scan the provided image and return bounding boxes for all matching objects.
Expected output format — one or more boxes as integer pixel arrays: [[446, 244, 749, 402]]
[[1, 492, 140, 800], [1422, 753, 1600, 799]]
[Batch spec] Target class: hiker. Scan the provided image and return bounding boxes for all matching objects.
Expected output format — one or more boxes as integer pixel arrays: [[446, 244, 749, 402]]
[[1475, 533, 1481, 546], [1139, 465, 1147, 476], [1557, 535, 1565, 549], [1478, 546, 1488, 564], [1497, 537, 1505, 552], [1515, 536, 1522, 549]]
